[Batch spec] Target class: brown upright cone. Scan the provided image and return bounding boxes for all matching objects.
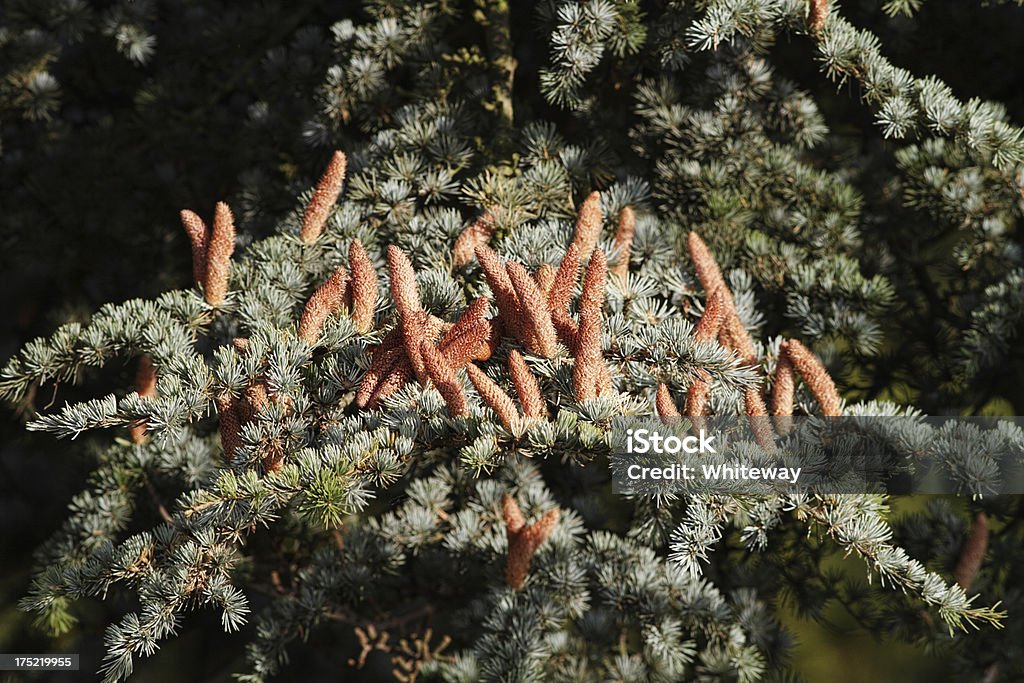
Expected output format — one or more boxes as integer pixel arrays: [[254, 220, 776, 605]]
[[503, 495, 559, 590], [180, 210, 209, 284], [508, 350, 547, 419], [744, 387, 776, 451], [782, 339, 841, 417], [475, 245, 524, 340], [688, 232, 757, 363], [771, 351, 795, 434], [204, 202, 236, 306], [421, 341, 468, 416], [216, 394, 243, 464], [610, 206, 636, 281], [954, 512, 989, 591], [356, 328, 404, 408], [348, 239, 377, 333], [535, 264, 556, 298], [808, 0, 829, 32], [299, 266, 350, 344], [694, 290, 725, 343], [573, 250, 608, 401], [548, 244, 581, 313], [656, 383, 681, 419], [570, 191, 602, 260], [684, 375, 710, 428], [301, 151, 347, 244], [466, 364, 520, 431], [507, 262, 558, 358]]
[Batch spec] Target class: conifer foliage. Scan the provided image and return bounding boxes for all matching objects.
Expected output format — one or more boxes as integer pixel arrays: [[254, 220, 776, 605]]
[[3, 0, 1024, 681]]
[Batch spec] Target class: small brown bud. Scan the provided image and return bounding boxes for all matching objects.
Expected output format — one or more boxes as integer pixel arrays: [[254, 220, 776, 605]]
[[453, 210, 498, 267]]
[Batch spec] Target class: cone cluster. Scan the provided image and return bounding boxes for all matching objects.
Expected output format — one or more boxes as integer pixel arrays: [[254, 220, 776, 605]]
[[656, 233, 843, 439], [180, 201, 236, 306], [299, 239, 378, 343]]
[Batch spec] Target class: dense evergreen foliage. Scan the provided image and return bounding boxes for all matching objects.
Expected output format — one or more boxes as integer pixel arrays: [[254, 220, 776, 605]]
[[2, 1, 1023, 681]]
